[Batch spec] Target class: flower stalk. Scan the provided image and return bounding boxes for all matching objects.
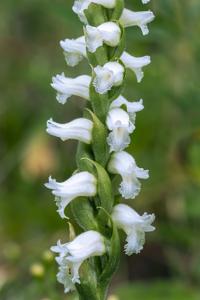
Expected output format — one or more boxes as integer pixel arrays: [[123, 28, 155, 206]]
[[46, 1, 155, 299]]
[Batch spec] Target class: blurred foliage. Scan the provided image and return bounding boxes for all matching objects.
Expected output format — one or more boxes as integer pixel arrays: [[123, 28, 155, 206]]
[[0, 0, 200, 299]]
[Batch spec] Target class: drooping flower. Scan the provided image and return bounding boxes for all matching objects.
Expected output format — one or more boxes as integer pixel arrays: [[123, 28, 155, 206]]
[[120, 8, 155, 35], [73, 0, 116, 23], [106, 108, 135, 152], [121, 52, 151, 83], [108, 151, 149, 199], [93, 62, 124, 94], [51, 230, 106, 293], [85, 22, 121, 53], [110, 95, 144, 123], [45, 172, 97, 218], [46, 118, 93, 144], [51, 73, 91, 104], [112, 204, 155, 255], [60, 36, 86, 67]]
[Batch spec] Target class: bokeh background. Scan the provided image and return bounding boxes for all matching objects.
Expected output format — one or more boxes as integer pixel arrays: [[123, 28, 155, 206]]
[[1, 0, 200, 299]]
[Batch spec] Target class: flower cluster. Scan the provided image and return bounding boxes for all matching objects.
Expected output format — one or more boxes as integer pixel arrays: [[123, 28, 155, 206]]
[[46, 0, 155, 297]]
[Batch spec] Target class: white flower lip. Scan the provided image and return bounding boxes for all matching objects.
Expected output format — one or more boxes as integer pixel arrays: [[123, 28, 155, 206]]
[[112, 204, 155, 255], [60, 36, 86, 67], [120, 8, 155, 35], [121, 52, 151, 83], [73, 0, 116, 23], [45, 172, 97, 218], [46, 118, 93, 144], [106, 108, 135, 152], [93, 62, 124, 94], [51, 230, 106, 291], [85, 22, 121, 53], [108, 151, 149, 199], [51, 73, 91, 104]]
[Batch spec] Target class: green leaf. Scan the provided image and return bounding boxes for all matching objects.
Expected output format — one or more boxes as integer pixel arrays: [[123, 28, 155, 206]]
[[81, 159, 114, 224], [86, 109, 109, 167], [89, 79, 110, 123], [111, 0, 124, 20], [71, 197, 98, 231], [85, 4, 108, 26], [76, 142, 94, 173], [99, 223, 120, 287]]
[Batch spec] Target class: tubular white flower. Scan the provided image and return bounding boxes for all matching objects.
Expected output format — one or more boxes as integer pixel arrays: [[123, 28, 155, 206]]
[[46, 118, 93, 144], [93, 62, 124, 94], [106, 108, 135, 152], [120, 8, 155, 35], [110, 95, 144, 123], [112, 204, 155, 255], [73, 0, 116, 23], [121, 52, 151, 83], [108, 151, 149, 199], [60, 36, 86, 67], [45, 172, 97, 218], [85, 22, 121, 53], [51, 230, 106, 292], [51, 73, 91, 104]]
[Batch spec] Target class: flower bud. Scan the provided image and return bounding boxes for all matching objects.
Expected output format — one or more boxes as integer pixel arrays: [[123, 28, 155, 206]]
[[45, 172, 97, 218], [121, 52, 151, 83], [60, 36, 86, 67], [93, 62, 124, 94], [85, 22, 121, 53], [108, 151, 149, 199], [120, 8, 155, 35], [51, 230, 106, 293], [106, 108, 135, 152], [46, 118, 93, 144], [51, 73, 91, 104], [112, 204, 155, 255]]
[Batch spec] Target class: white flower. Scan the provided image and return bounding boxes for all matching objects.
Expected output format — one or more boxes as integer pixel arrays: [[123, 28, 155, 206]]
[[106, 108, 135, 152], [121, 52, 151, 83], [60, 36, 86, 67], [93, 62, 124, 94], [120, 8, 155, 35], [85, 22, 121, 53], [142, 0, 150, 4], [108, 151, 149, 199], [51, 73, 91, 104], [73, 0, 116, 23], [51, 230, 106, 292], [112, 204, 155, 255], [45, 172, 97, 218], [110, 95, 144, 123], [46, 118, 93, 144]]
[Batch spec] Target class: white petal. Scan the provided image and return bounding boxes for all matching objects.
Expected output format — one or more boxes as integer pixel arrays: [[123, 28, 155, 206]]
[[120, 9, 155, 35], [121, 52, 151, 82], [45, 172, 97, 218], [85, 25, 104, 53], [60, 36, 86, 66], [51, 73, 91, 104], [46, 118, 93, 144], [93, 62, 124, 94]]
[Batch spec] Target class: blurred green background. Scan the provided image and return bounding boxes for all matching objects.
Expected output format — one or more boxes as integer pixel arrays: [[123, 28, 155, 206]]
[[0, 0, 200, 299]]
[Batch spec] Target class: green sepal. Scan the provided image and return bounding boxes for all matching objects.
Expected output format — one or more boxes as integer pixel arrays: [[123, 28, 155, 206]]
[[110, 0, 124, 20], [108, 22, 126, 61], [71, 197, 98, 231], [77, 259, 100, 300], [81, 158, 114, 225], [99, 223, 120, 287], [84, 4, 107, 26], [89, 78, 110, 123], [86, 46, 108, 67], [76, 142, 94, 173], [86, 109, 109, 167]]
